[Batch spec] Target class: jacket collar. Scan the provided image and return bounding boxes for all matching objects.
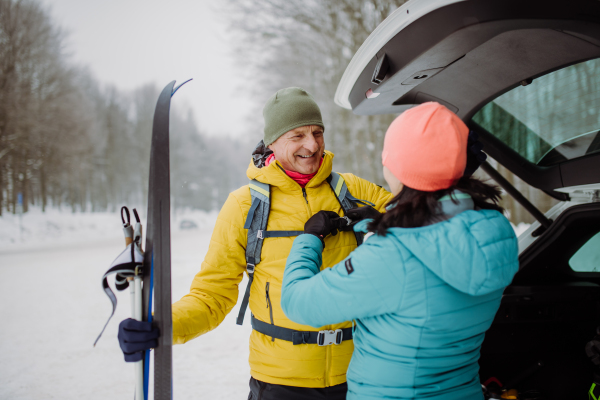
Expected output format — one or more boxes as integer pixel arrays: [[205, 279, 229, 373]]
[[246, 150, 335, 192]]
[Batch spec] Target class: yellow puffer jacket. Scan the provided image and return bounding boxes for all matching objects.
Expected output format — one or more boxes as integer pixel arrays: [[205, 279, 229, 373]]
[[172, 150, 392, 388]]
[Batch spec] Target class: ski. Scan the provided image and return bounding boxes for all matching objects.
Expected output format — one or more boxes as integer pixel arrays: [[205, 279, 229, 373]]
[[143, 79, 191, 400]]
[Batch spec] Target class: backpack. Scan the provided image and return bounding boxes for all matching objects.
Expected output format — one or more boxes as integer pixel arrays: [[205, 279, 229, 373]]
[[235, 172, 374, 325]]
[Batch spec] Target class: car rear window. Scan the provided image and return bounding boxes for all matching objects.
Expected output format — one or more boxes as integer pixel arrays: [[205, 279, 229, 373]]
[[569, 231, 600, 273], [472, 58, 600, 166]]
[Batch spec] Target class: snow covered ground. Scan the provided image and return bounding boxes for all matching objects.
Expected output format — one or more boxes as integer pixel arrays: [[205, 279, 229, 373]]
[[0, 209, 252, 399], [0, 208, 531, 399]]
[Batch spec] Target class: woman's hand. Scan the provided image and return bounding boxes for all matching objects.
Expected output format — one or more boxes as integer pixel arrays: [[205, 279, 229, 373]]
[[304, 211, 344, 244], [340, 206, 381, 231]]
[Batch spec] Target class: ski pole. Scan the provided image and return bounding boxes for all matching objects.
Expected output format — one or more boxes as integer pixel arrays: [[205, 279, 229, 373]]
[[132, 209, 144, 400], [121, 207, 145, 400]]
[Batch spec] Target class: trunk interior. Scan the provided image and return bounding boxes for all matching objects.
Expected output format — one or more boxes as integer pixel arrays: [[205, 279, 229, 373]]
[[479, 202, 600, 398]]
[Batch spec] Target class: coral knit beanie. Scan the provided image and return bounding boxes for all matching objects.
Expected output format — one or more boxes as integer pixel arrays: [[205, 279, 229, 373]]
[[382, 102, 469, 192]]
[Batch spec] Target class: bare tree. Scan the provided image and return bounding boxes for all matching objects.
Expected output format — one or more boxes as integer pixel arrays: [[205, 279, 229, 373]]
[[0, 0, 247, 215], [0, 0, 80, 214], [222, 0, 406, 184]]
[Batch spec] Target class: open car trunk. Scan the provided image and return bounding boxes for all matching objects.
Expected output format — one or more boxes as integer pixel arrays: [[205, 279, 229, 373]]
[[335, 0, 600, 397], [336, 0, 600, 193], [480, 202, 600, 398]]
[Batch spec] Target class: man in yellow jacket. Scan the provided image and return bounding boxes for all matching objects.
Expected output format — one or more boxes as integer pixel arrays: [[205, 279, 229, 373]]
[[122, 87, 391, 399]]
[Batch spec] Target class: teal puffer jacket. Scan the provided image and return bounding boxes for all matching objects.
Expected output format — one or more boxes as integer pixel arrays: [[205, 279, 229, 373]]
[[281, 209, 518, 400]]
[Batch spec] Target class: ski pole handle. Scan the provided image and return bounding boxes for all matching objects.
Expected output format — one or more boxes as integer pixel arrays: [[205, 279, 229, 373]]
[[122, 206, 134, 247]]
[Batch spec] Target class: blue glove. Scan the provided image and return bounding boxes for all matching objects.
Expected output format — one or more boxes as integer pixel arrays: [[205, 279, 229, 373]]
[[464, 131, 487, 177], [118, 318, 160, 362]]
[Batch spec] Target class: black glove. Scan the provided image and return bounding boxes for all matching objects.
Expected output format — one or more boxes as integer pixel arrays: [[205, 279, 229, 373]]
[[304, 211, 344, 244], [339, 206, 381, 231], [464, 130, 487, 177], [118, 318, 160, 362]]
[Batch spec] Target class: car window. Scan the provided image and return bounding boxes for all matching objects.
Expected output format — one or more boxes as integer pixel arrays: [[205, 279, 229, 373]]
[[569, 231, 600, 273], [472, 58, 600, 166]]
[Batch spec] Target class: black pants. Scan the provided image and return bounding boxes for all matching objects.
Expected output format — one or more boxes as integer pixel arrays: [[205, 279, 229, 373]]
[[248, 377, 347, 400]]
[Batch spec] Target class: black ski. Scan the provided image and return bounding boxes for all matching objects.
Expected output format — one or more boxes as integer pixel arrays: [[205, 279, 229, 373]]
[[143, 79, 191, 400]]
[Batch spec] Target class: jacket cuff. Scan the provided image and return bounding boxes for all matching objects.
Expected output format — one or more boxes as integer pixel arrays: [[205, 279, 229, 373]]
[[352, 219, 374, 233], [300, 233, 325, 249]]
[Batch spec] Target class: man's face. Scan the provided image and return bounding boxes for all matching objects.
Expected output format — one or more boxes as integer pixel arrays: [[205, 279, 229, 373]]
[[267, 125, 325, 174]]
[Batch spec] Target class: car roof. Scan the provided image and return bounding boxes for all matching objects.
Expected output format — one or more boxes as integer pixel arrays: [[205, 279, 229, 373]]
[[336, 0, 600, 193]]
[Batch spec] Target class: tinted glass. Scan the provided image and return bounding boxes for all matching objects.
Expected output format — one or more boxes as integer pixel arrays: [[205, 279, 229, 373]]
[[569, 231, 600, 273], [473, 58, 600, 166]]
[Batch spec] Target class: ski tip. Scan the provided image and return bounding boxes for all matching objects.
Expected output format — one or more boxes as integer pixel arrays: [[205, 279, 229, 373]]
[[171, 78, 193, 97]]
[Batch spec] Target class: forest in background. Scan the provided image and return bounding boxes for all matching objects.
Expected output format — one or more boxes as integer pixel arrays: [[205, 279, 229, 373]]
[[0, 0, 248, 216], [1, 0, 557, 223]]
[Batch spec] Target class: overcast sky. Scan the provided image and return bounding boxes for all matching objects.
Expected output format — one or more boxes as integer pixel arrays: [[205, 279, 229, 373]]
[[39, 0, 255, 138]]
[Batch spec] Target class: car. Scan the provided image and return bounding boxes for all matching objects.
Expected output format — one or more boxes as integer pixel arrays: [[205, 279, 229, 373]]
[[334, 1, 600, 398], [179, 219, 198, 230]]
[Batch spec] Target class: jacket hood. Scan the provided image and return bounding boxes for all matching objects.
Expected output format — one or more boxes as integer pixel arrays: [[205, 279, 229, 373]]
[[387, 209, 518, 296], [246, 143, 334, 191]]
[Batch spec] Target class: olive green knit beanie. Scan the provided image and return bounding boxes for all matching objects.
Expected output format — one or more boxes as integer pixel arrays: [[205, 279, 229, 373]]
[[263, 87, 325, 146]]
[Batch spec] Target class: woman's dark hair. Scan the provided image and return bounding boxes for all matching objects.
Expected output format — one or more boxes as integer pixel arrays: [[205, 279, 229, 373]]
[[367, 176, 504, 235]]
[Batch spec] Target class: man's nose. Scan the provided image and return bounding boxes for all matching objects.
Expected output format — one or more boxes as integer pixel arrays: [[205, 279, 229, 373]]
[[303, 133, 320, 153]]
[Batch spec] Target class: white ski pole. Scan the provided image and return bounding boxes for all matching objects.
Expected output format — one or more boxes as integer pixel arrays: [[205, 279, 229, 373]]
[[122, 207, 145, 400]]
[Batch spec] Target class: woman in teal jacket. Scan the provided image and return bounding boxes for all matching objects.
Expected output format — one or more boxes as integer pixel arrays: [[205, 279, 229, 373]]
[[281, 102, 519, 400]]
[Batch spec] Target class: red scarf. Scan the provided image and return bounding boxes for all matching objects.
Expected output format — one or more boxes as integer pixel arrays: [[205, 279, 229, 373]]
[[265, 154, 321, 188]]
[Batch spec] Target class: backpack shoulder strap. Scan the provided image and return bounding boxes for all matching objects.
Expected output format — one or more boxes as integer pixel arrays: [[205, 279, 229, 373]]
[[237, 180, 304, 325], [236, 180, 270, 325], [330, 172, 375, 208], [328, 172, 375, 246]]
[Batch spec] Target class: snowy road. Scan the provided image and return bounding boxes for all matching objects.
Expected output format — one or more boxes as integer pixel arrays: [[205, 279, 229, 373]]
[[0, 226, 252, 399]]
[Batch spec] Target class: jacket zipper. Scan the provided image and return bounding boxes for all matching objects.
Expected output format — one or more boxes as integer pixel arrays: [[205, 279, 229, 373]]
[[276, 163, 313, 216], [303, 186, 330, 384], [265, 282, 275, 342], [301, 187, 312, 216], [277, 168, 332, 384]]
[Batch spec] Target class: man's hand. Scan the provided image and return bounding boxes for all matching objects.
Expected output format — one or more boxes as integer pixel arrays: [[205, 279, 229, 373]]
[[118, 318, 160, 362], [339, 206, 381, 231], [304, 211, 344, 244]]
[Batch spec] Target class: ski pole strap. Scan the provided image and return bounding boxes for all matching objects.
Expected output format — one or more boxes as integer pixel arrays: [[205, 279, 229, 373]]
[[94, 242, 144, 346], [121, 206, 131, 226], [94, 263, 138, 346], [251, 315, 352, 345]]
